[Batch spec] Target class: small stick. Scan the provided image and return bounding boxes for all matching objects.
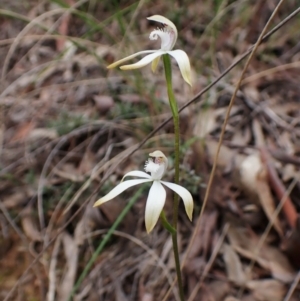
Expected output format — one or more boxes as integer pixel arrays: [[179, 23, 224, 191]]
[[260, 148, 297, 229]]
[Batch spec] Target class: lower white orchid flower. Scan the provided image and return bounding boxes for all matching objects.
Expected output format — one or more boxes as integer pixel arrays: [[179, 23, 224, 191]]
[[107, 15, 192, 86], [93, 150, 193, 233]]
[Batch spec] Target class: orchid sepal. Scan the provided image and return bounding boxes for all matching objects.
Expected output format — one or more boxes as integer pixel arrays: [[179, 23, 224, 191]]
[[107, 50, 155, 69], [107, 15, 192, 86], [93, 178, 151, 207], [167, 50, 192, 86], [94, 150, 194, 233], [161, 181, 193, 221], [120, 51, 165, 70], [122, 170, 151, 181]]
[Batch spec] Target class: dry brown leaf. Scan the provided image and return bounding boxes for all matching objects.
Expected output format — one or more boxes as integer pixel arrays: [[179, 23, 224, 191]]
[[141, 293, 153, 301], [118, 94, 144, 104], [0, 123, 4, 153], [193, 108, 217, 139], [225, 294, 261, 301], [160, 236, 172, 264], [239, 154, 283, 236], [78, 149, 96, 175], [272, 102, 300, 116], [21, 207, 42, 242], [244, 86, 260, 102], [74, 206, 94, 246], [27, 128, 58, 141], [93, 95, 114, 113], [222, 243, 247, 285], [246, 279, 286, 301], [185, 257, 206, 277], [252, 118, 265, 147], [279, 132, 294, 154], [47, 234, 62, 301], [2, 189, 33, 209], [226, 221, 295, 283], [209, 280, 231, 301], [224, 297, 239, 301], [98, 198, 135, 233], [187, 211, 218, 260], [58, 232, 78, 301], [115, 281, 129, 301], [10, 122, 36, 143], [281, 220, 300, 268], [282, 164, 300, 182], [206, 140, 245, 170], [241, 296, 257, 301], [197, 281, 230, 301], [231, 126, 251, 146], [52, 163, 85, 183], [56, 0, 74, 51]]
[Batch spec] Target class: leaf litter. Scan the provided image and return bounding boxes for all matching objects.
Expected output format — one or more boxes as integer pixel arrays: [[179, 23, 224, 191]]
[[1, 1, 300, 301]]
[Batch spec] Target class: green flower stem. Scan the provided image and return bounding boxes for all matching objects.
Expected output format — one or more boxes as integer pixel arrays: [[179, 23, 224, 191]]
[[160, 210, 176, 234], [67, 186, 146, 301], [162, 54, 180, 224], [162, 54, 185, 301]]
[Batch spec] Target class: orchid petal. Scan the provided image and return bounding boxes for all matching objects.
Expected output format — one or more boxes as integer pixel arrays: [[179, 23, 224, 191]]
[[147, 15, 176, 30], [120, 50, 165, 70], [167, 50, 192, 86], [151, 56, 161, 72], [161, 181, 193, 221], [122, 171, 152, 180], [94, 179, 151, 207], [107, 50, 155, 69], [145, 181, 166, 233], [147, 15, 178, 49]]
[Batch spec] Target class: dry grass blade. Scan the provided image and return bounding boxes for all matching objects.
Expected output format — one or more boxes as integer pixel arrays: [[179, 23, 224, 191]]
[[1, 0, 88, 84], [283, 271, 300, 301], [47, 234, 62, 301]]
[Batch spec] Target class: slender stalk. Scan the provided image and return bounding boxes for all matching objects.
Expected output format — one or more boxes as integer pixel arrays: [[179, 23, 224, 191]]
[[162, 54, 185, 301], [162, 54, 180, 224], [160, 211, 176, 234]]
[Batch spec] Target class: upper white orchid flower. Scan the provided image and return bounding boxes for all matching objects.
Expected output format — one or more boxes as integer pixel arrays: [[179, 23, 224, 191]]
[[93, 150, 194, 233], [107, 15, 192, 86]]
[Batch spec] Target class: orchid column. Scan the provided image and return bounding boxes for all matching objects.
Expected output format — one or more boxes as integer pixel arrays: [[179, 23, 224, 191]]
[[105, 15, 192, 301]]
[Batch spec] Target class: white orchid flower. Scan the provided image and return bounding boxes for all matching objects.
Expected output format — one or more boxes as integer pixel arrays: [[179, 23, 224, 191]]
[[107, 15, 192, 86], [94, 150, 193, 233]]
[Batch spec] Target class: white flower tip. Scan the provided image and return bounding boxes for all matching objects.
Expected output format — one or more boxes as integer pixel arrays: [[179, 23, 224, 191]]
[[120, 65, 134, 70], [145, 200, 163, 234], [182, 66, 192, 87], [146, 220, 155, 233], [185, 75, 192, 87], [167, 50, 192, 86], [107, 61, 119, 69], [183, 194, 194, 221], [186, 204, 193, 221], [93, 198, 105, 207]]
